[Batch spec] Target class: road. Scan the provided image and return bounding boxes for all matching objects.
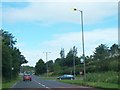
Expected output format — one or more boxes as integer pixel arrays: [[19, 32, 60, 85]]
[[10, 75, 102, 90]]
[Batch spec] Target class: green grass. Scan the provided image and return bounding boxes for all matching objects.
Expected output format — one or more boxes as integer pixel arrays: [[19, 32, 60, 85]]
[[43, 71, 119, 90], [42, 76, 119, 90], [58, 71, 119, 90], [2, 75, 22, 88], [59, 80, 119, 90], [42, 76, 57, 80], [85, 71, 118, 84]]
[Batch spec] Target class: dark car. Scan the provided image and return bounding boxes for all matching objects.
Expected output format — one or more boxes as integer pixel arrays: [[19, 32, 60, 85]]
[[57, 74, 75, 80], [23, 74, 32, 81]]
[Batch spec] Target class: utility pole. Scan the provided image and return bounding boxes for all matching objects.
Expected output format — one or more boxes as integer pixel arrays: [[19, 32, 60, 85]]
[[0, 30, 2, 90], [10, 38, 12, 81], [73, 46, 77, 78], [43, 52, 51, 78]]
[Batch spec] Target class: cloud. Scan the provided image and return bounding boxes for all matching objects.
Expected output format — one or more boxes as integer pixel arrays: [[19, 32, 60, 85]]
[[2, 1, 118, 67], [18, 28, 117, 67], [12, 28, 118, 67], [42, 28, 118, 56], [20, 48, 59, 67], [2, 2, 117, 25], [20, 50, 41, 67], [15, 42, 25, 48]]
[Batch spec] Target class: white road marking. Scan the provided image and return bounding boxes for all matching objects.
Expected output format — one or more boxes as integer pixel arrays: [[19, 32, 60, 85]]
[[33, 79, 50, 89], [41, 85, 45, 87], [46, 87, 49, 88]]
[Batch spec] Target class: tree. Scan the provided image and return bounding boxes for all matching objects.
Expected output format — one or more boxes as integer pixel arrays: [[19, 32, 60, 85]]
[[85, 44, 119, 73], [2, 44, 12, 81], [1, 29, 28, 81], [46, 60, 54, 72], [21, 66, 35, 74], [93, 44, 109, 61], [55, 58, 65, 66], [73, 46, 77, 57], [109, 44, 119, 57], [55, 58, 61, 64], [64, 46, 78, 67], [35, 59, 46, 75], [60, 48, 65, 59], [53, 63, 63, 75], [65, 49, 74, 67]]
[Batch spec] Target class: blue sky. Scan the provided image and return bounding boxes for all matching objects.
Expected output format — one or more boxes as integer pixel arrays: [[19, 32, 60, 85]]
[[1, 0, 118, 66]]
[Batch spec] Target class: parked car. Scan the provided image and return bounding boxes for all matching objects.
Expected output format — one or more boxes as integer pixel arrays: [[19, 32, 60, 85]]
[[23, 74, 32, 81], [57, 74, 75, 80]]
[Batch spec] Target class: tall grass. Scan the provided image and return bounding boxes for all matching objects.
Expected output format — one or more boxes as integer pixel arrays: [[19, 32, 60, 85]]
[[85, 71, 118, 84], [59, 80, 119, 89], [58, 71, 119, 89]]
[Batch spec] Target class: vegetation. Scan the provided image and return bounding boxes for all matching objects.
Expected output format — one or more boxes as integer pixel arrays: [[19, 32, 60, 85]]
[[43, 71, 119, 89], [2, 75, 22, 88], [20, 65, 35, 74], [35, 43, 119, 89], [35, 59, 46, 75], [1, 29, 28, 82], [1, 29, 119, 89], [59, 79, 119, 90], [35, 44, 119, 75], [85, 71, 118, 84]]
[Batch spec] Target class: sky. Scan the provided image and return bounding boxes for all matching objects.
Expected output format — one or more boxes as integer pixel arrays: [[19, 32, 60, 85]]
[[1, 0, 118, 67]]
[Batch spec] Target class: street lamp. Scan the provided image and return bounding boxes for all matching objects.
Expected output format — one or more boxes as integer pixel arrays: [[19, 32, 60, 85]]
[[74, 8, 86, 80]]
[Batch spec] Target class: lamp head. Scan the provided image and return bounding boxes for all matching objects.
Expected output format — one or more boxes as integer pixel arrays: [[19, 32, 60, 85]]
[[73, 8, 77, 11]]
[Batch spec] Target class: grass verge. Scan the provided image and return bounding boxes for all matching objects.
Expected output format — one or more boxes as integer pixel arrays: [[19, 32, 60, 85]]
[[59, 80, 119, 90], [2, 75, 22, 88], [41, 76, 57, 80], [39, 71, 119, 90]]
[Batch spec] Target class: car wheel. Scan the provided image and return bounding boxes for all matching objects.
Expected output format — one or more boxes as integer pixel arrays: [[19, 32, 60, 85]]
[[71, 78, 73, 80]]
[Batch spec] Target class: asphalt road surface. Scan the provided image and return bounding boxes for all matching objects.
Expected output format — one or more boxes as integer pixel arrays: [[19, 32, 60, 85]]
[[10, 75, 102, 90]]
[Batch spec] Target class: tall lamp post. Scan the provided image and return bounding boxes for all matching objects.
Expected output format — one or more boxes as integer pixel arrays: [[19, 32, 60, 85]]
[[74, 8, 86, 80]]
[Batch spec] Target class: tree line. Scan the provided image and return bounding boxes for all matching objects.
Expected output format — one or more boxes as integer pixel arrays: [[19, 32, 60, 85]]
[[1, 29, 119, 79], [35, 44, 119, 76], [1, 29, 28, 82]]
